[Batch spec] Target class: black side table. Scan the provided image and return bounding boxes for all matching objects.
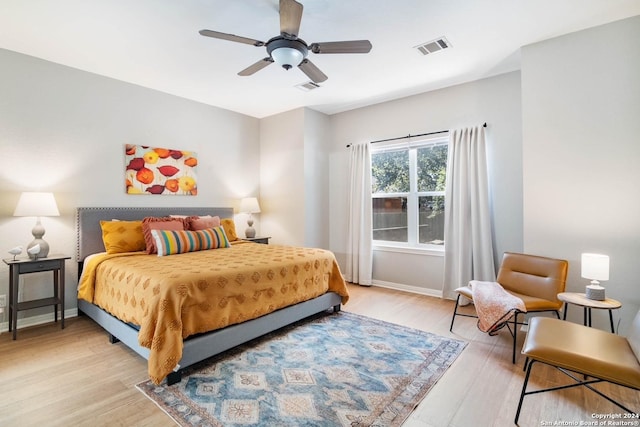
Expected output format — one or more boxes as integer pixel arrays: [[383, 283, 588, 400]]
[[243, 236, 271, 244], [3, 254, 70, 340]]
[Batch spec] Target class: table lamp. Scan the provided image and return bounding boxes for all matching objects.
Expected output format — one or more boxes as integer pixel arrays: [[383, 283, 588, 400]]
[[240, 197, 261, 238], [581, 253, 609, 301], [13, 192, 60, 259]]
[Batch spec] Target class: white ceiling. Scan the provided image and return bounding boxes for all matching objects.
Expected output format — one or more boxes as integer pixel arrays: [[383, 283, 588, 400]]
[[1, 1, 639, 118]]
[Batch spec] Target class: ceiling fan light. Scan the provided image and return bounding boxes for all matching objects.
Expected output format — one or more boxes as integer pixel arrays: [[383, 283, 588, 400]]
[[271, 47, 304, 70]]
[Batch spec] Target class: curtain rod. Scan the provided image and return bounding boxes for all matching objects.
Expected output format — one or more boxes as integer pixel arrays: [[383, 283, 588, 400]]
[[346, 122, 487, 148]]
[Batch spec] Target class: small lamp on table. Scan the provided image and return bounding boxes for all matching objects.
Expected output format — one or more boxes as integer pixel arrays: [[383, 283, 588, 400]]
[[240, 197, 261, 238], [13, 192, 60, 259], [581, 253, 609, 301]]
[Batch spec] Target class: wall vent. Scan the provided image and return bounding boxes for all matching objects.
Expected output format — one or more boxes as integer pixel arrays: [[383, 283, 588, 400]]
[[295, 81, 321, 91], [414, 37, 451, 55]]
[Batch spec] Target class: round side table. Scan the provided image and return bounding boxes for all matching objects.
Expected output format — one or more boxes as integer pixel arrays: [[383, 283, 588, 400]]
[[557, 292, 622, 333]]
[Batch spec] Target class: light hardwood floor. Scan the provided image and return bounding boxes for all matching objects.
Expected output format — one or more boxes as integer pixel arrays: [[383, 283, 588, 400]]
[[0, 284, 637, 426]]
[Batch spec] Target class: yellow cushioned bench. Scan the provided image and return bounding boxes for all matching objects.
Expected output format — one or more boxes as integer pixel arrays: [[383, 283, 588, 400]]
[[515, 312, 640, 424]]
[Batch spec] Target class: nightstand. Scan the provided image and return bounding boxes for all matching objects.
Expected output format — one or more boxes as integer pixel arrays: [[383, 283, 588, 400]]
[[3, 254, 70, 340], [243, 236, 271, 244]]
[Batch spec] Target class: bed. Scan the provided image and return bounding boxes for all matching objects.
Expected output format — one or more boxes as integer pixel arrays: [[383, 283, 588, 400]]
[[76, 207, 349, 385]]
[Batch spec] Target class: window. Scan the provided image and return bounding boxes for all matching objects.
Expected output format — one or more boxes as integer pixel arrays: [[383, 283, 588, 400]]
[[371, 136, 448, 249]]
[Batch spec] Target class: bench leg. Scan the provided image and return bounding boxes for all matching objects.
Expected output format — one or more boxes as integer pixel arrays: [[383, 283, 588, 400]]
[[515, 358, 638, 423], [515, 359, 535, 425]]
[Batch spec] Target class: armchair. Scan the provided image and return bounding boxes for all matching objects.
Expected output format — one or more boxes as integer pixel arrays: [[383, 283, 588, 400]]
[[449, 252, 569, 363]]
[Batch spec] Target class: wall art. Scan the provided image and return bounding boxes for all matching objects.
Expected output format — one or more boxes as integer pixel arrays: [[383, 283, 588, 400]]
[[125, 145, 198, 195]]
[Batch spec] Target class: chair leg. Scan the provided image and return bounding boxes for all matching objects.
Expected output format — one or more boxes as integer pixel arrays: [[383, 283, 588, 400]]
[[515, 359, 536, 425], [512, 311, 519, 364], [513, 311, 558, 364], [450, 294, 461, 332]]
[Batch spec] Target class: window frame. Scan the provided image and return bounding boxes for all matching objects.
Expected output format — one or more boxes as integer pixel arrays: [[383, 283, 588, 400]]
[[371, 134, 448, 252]]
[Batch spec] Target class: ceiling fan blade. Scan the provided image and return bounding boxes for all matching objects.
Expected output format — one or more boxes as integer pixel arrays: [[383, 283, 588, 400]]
[[310, 40, 372, 54], [280, 0, 303, 37], [199, 29, 264, 47], [238, 58, 274, 76], [298, 59, 328, 83]]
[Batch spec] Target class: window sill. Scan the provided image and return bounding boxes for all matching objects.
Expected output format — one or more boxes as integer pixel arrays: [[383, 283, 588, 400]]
[[372, 243, 444, 257]]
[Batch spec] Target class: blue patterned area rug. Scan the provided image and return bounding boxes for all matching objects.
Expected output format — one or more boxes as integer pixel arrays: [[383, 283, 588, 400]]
[[137, 311, 466, 427]]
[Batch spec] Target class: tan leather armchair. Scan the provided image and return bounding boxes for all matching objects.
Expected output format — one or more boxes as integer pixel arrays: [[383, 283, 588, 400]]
[[449, 252, 569, 363], [515, 310, 640, 424]]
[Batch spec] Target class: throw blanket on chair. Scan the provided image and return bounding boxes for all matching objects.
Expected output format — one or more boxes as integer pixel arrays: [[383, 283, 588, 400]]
[[469, 281, 526, 335]]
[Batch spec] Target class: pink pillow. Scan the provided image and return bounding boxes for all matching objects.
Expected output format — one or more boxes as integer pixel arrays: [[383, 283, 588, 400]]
[[188, 215, 221, 231], [142, 217, 185, 254]]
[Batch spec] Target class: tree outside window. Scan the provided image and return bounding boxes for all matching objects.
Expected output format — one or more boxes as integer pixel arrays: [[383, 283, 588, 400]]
[[371, 137, 447, 247]]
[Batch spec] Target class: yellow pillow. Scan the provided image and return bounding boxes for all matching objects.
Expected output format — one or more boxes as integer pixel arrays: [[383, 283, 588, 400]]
[[220, 218, 238, 241], [100, 220, 146, 254]]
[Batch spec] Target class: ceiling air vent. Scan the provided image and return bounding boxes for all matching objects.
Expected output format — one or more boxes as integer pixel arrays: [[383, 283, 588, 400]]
[[295, 81, 321, 92], [414, 37, 451, 56]]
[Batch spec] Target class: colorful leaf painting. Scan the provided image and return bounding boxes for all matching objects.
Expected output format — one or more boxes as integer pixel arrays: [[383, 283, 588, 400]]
[[124, 144, 198, 196]]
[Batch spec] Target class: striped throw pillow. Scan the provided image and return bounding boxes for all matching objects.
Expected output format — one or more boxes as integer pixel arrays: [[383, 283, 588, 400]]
[[151, 226, 230, 256]]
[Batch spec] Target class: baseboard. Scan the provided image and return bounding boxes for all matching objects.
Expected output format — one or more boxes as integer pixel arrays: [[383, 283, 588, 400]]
[[372, 280, 443, 298], [0, 308, 78, 334]]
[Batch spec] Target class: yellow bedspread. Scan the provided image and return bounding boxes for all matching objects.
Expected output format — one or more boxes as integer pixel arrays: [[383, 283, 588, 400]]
[[78, 243, 349, 384]]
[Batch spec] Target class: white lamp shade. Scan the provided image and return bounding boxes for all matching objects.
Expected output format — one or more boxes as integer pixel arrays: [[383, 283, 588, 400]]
[[240, 197, 261, 214], [581, 253, 609, 281], [13, 192, 60, 217], [271, 47, 304, 68]]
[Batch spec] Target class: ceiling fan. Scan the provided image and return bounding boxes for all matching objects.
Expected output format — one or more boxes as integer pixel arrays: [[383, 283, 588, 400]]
[[199, 0, 372, 83]]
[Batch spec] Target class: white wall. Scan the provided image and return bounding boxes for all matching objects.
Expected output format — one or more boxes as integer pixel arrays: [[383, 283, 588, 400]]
[[328, 71, 523, 295], [0, 49, 260, 327], [260, 107, 331, 248], [259, 108, 305, 246], [521, 16, 640, 333], [303, 109, 331, 249]]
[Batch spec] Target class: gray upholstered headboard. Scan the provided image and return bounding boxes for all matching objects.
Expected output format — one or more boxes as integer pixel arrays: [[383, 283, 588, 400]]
[[76, 207, 234, 261]]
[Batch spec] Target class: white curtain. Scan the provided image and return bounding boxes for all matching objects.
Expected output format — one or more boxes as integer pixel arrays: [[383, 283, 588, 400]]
[[443, 126, 495, 299], [345, 142, 373, 285]]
